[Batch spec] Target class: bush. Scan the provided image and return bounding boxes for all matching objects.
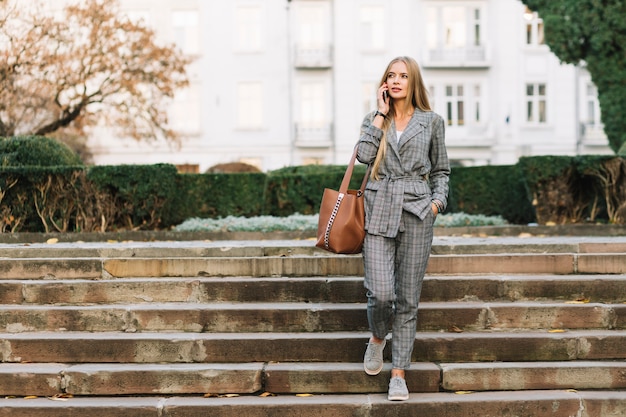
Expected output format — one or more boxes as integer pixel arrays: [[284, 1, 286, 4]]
[[87, 164, 179, 230], [265, 164, 368, 216], [0, 135, 83, 167], [448, 164, 534, 225], [172, 172, 267, 223]]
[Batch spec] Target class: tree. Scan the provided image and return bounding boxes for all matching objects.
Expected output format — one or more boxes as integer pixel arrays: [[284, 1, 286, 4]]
[[522, 0, 626, 154], [0, 0, 191, 142]]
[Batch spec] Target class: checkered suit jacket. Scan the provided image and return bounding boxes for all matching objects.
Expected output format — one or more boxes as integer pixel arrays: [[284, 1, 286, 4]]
[[356, 109, 450, 237]]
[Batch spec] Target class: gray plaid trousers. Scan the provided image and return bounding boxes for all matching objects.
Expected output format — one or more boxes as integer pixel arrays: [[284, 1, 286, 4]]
[[362, 209, 435, 370]]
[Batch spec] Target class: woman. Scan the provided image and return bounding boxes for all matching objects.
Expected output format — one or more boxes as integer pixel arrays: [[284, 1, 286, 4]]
[[356, 56, 450, 401]]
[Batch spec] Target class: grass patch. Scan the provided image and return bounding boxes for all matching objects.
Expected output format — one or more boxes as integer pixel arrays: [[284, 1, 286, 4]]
[[174, 212, 508, 233]]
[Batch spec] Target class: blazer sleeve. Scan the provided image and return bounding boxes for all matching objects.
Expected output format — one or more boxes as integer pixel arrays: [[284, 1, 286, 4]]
[[428, 114, 450, 210], [356, 112, 383, 165]]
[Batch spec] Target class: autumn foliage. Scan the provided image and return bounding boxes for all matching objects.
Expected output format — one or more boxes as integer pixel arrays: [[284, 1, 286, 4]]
[[0, 0, 191, 141]]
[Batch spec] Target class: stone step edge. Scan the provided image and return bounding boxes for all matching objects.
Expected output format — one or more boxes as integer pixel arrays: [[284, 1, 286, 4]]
[[1, 301, 624, 333], [3, 252, 624, 279], [0, 390, 625, 417], [3, 275, 626, 305], [2, 239, 625, 258], [1, 361, 625, 396], [2, 330, 626, 364]]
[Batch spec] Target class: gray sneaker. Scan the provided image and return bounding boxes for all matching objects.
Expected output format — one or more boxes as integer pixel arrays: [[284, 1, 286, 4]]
[[363, 339, 386, 375], [387, 376, 409, 401]]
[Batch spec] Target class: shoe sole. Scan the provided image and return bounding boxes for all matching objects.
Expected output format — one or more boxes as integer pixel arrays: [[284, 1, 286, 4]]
[[363, 340, 386, 376], [364, 363, 383, 376], [388, 394, 409, 401]]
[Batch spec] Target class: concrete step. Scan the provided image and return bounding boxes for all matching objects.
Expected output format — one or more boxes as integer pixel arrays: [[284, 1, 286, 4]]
[[2, 360, 625, 397], [2, 330, 625, 363], [1, 301, 624, 333], [1, 251, 625, 280], [1, 390, 625, 417], [3, 238, 625, 258], [1, 236, 625, 413], [2, 275, 625, 305]]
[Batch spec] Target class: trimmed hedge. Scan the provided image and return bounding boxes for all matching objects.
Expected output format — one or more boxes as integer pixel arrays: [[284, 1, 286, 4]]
[[448, 164, 534, 225], [173, 172, 267, 222], [0, 155, 623, 233], [0, 136, 83, 167]]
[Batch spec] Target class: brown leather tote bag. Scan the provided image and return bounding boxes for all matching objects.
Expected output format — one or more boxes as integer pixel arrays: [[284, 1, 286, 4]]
[[315, 147, 370, 254]]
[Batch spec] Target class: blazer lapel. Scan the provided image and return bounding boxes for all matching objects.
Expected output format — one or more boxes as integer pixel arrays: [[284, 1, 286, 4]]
[[398, 112, 428, 149], [387, 119, 401, 159]]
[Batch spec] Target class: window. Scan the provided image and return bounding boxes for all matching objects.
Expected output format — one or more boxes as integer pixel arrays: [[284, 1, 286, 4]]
[[172, 10, 199, 54], [472, 84, 481, 122], [431, 82, 484, 127], [585, 83, 601, 126], [296, 3, 329, 48], [302, 157, 324, 165], [526, 83, 547, 123], [523, 7, 544, 46], [360, 5, 385, 50], [237, 82, 264, 129], [236, 5, 264, 52], [445, 85, 464, 126], [126, 10, 151, 25], [443, 7, 466, 48], [362, 82, 377, 115], [429, 86, 436, 110], [427, 5, 484, 50], [299, 81, 326, 126], [170, 84, 201, 133], [472, 9, 481, 47]]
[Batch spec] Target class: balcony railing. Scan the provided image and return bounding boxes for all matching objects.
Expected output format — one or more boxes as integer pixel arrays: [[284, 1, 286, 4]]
[[294, 45, 333, 69], [422, 45, 490, 68], [294, 123, 333, 148], [444, 123, 495, 147], [581, 123, 608, 146]]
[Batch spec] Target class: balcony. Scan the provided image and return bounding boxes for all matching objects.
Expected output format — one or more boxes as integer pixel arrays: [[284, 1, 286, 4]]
[[294, 45, 333, 69], [294, 123, 333, 148], [444, 123, 495, 148], [422, 45, 491, 69], [581, 123, 608, 146]]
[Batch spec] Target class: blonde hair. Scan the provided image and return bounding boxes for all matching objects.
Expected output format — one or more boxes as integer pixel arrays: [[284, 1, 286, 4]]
[[371, 56, 431, 180]]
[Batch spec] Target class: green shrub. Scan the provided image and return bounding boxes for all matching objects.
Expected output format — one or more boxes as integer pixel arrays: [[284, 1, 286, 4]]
[[172, 172, 267, 223], [0, 135, 83, 167], [86, 164, 178, 230], [448, 164, 534, 224], [265, 164, 368, 216]]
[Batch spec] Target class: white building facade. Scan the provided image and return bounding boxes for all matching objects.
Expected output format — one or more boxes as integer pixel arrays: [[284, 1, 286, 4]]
[[54, 0, 615, 171]]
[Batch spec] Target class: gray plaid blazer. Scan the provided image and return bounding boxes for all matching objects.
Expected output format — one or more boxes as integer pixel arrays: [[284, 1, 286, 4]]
[[356, 109, 450, 237]]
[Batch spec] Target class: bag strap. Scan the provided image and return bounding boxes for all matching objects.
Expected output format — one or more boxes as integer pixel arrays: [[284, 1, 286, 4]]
[[339, 146, 371, 195]]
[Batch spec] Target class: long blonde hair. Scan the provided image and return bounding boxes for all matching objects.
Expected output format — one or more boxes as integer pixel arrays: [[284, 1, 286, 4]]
[[371, 56, 431, 180]]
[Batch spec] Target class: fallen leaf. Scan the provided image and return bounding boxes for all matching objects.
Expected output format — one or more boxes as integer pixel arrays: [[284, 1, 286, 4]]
[[46, 238, 58, 244], [565, 299, 590, 304], [46, 394, 72, 401]]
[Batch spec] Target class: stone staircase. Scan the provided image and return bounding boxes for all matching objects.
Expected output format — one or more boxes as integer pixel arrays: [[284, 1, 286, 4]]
[[0, 236, 625, 416]]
